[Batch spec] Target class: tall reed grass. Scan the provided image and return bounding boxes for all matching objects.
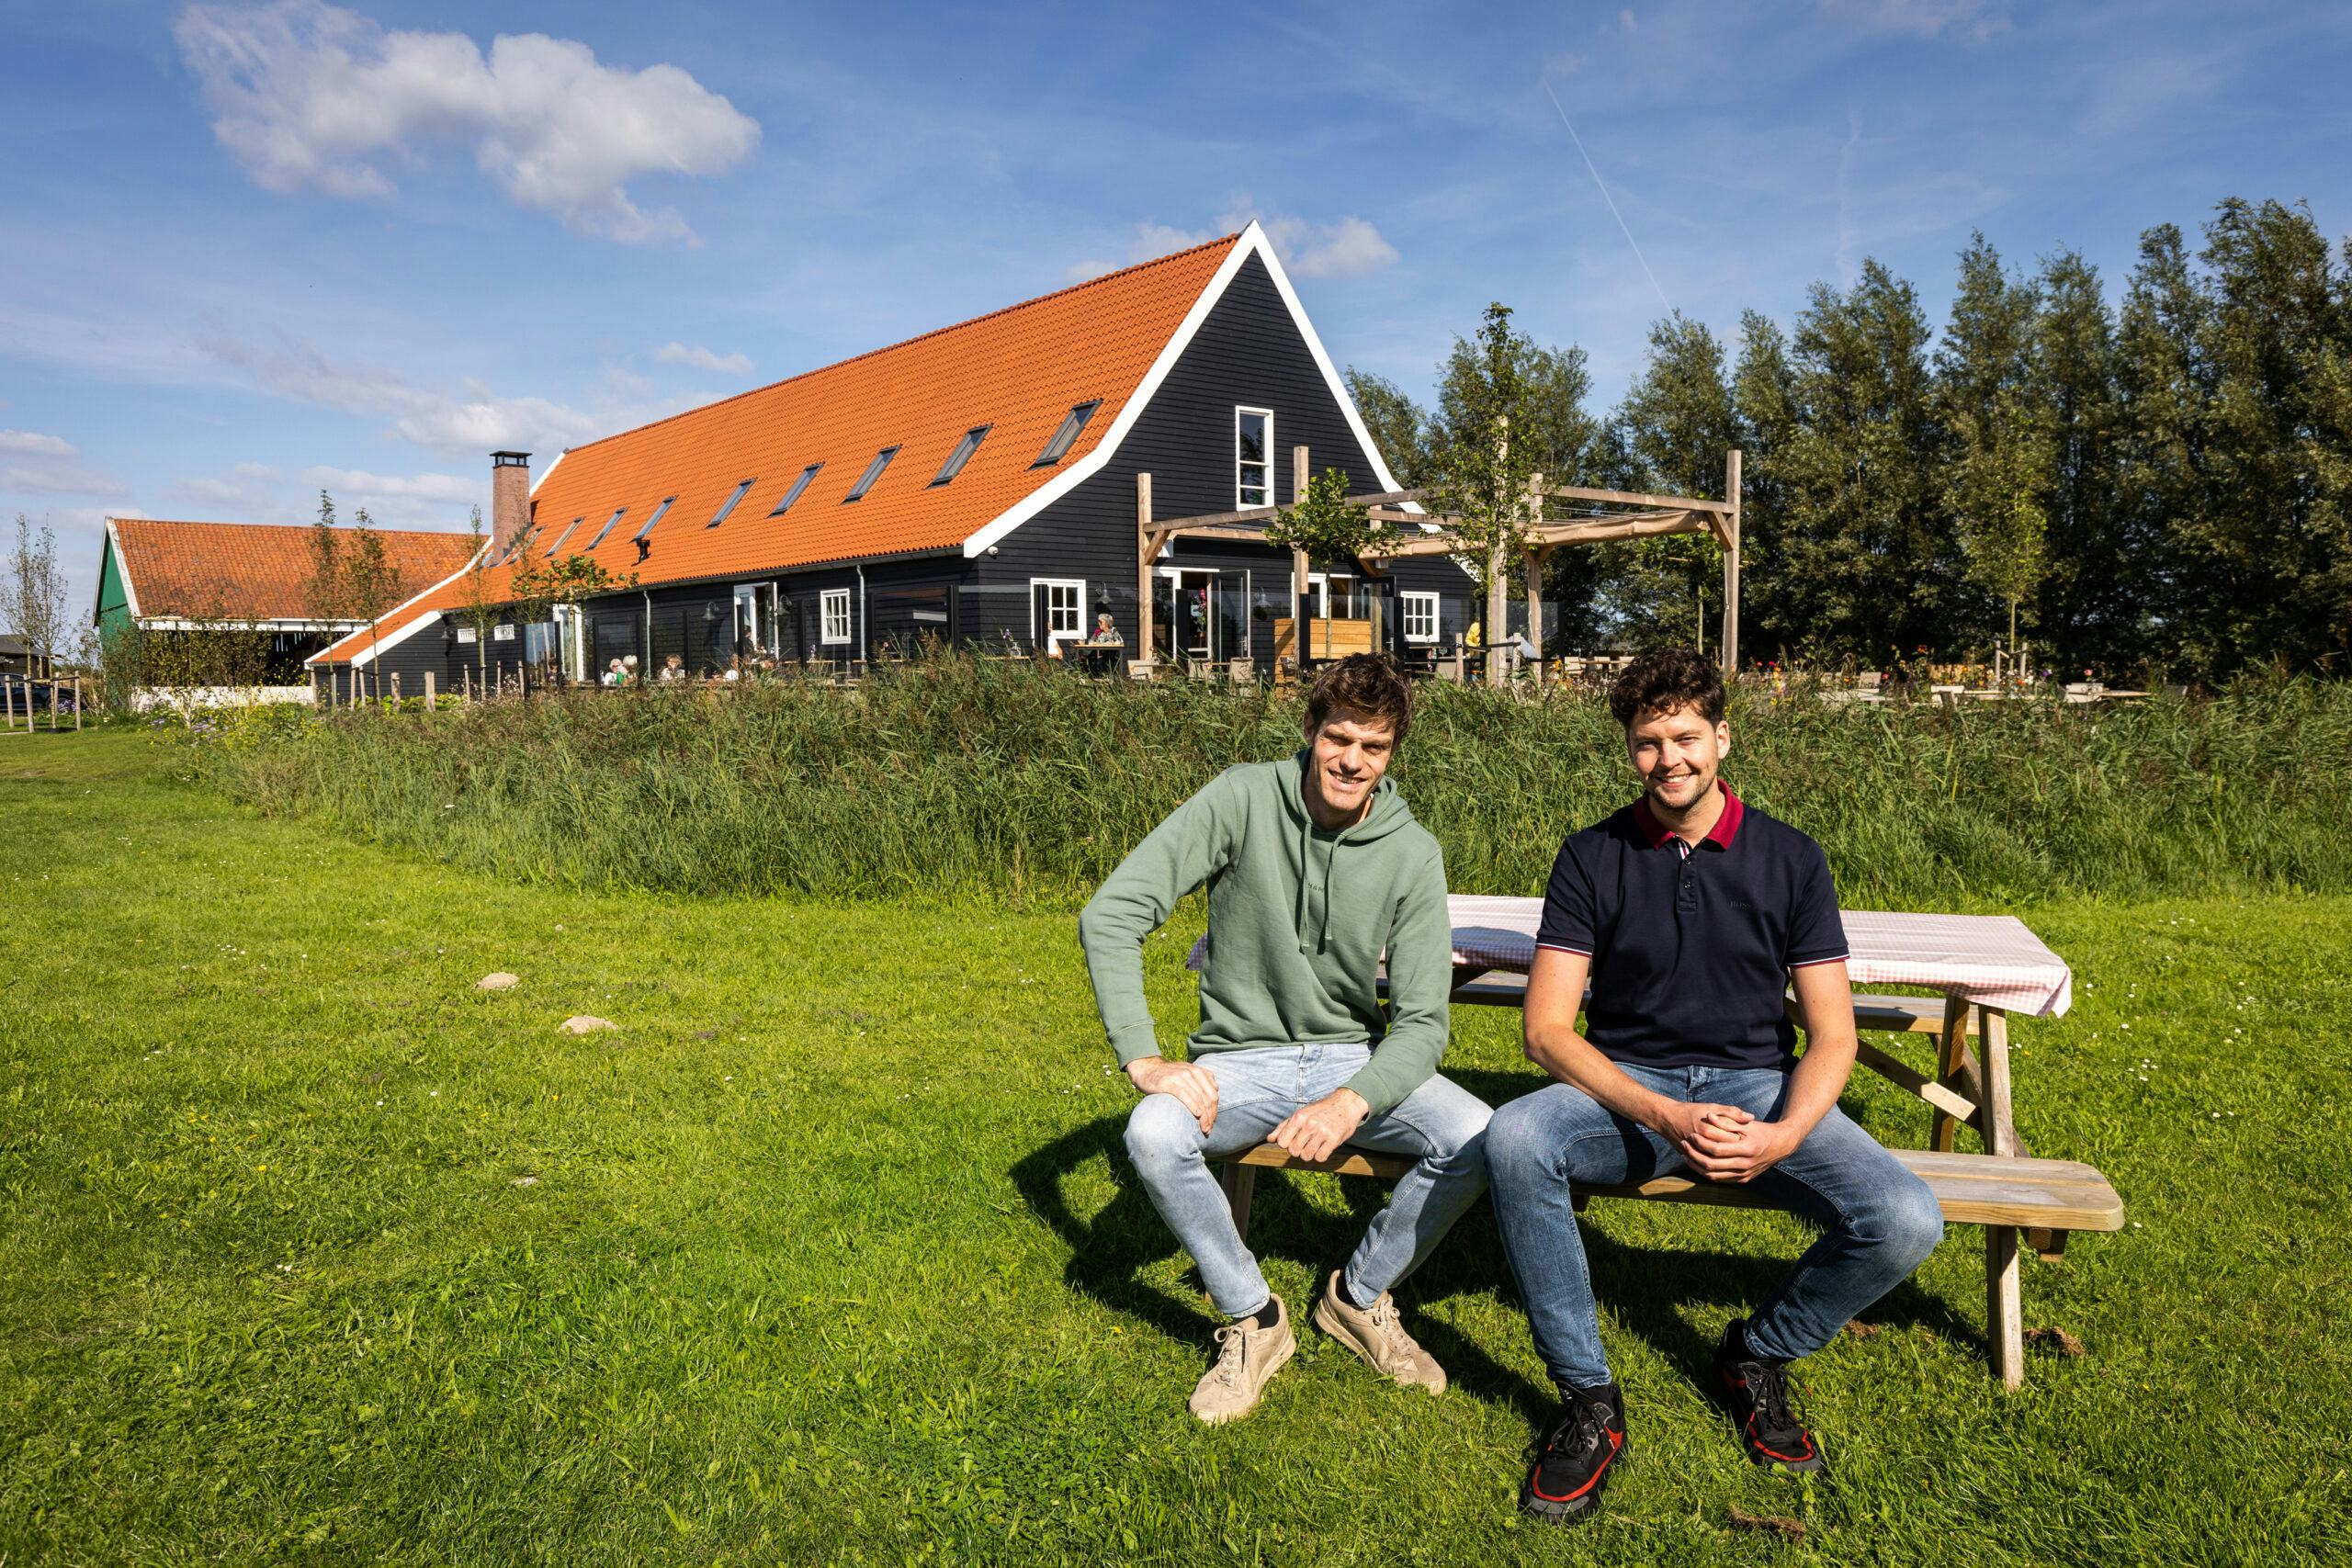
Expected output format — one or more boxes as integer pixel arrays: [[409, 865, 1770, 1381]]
[[198, 660, 2352, 908]]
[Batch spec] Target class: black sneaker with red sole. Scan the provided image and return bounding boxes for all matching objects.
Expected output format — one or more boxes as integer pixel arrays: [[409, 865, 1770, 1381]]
[[1713, 1321, 1826, 1472], [1519, 1383, 1629, 1525]]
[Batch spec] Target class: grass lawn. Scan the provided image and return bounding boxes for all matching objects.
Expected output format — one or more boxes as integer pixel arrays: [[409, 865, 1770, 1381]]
[[4, 725, 2348, 1565]]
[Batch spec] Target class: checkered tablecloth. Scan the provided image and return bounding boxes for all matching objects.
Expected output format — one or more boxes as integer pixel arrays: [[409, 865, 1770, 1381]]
[[1444, 895, 2073, 1017], [1187, 896, 2073, 1018]]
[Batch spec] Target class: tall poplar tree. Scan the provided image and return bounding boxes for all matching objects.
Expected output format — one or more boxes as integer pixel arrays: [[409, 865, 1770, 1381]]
[[1938, 233, 2050, 652], [1611, 312, 1738, 649]]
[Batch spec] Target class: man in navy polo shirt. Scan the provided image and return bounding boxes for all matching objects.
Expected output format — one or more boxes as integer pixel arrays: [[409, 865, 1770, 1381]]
[[1487, 649, 1943, 1526]]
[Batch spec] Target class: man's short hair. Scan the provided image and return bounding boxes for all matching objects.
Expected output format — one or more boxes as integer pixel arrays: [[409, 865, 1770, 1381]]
[[1306, 653, 1415, 745], [1609, 649, 1725, 729]]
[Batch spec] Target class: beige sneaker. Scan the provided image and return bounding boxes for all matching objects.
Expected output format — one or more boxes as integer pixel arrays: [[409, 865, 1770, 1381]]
[[1188, 1295, 1295, 1425], [1314, 1270, 1445, 1394]]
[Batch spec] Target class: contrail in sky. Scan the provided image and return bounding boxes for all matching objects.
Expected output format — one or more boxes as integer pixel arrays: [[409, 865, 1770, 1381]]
[[1544, 77, 1674, 316]]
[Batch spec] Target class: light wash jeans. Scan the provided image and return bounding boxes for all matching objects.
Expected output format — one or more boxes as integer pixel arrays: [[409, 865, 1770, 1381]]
[[1123, 1043, 1493, 1318], [1487, 1064, 1944, 1393]]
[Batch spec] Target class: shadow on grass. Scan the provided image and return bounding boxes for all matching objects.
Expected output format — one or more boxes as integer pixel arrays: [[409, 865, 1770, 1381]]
[[1013, 1083, 1984, 1427]]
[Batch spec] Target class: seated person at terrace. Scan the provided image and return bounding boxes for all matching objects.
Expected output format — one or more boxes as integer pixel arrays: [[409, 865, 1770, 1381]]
[[1080, 655, 1490, 1425], [1486, 649, 1943, 1525]]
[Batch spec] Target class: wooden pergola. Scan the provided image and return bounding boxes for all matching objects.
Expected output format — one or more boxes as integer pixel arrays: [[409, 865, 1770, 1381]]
[[1136, 447, 1743, 681]]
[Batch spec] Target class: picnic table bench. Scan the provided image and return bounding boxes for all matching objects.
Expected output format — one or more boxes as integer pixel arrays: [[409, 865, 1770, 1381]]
[[1192, 898, 2122, 1388]]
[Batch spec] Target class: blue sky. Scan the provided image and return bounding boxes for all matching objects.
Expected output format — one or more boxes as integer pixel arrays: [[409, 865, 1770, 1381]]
[[5, 0, 2348, 619]]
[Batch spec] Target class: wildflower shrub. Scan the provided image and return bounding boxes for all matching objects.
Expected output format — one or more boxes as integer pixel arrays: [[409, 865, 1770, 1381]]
[[194, 660, 2352, 907]]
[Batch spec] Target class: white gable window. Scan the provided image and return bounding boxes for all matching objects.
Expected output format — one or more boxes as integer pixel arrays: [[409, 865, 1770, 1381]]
[[820, 589, 852, 645], [1401, 592, 1438, 644], [1236, 406, 1272, 508]]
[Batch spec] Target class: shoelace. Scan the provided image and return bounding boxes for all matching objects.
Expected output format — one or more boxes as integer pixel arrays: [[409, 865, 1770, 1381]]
[[1209, 1324, 1249, 1385], [1740, 1358, 1802, 1438], [1544, 1395, 1608, 1464]]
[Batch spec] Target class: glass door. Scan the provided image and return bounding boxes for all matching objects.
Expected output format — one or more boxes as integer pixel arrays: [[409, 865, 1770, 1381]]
[[1158, 569, 1217, 663]]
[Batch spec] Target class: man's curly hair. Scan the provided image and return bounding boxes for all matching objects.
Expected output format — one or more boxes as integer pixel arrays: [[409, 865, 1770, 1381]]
[[1608, 649, 1725, 729], [1306, 652, 1416, 745]]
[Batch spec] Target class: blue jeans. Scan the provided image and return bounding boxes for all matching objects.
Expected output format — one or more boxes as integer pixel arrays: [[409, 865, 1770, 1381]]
[[1486, 1065, 1943, 1392], [1123, 1043, 1492, 1318]]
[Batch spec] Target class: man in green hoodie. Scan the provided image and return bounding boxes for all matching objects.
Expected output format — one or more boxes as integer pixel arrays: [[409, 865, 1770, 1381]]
[[1080, 653, 1490, 1424]]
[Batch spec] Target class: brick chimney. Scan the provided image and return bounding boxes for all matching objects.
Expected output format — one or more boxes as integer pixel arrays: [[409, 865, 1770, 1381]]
[[490, 451, 532, 555]]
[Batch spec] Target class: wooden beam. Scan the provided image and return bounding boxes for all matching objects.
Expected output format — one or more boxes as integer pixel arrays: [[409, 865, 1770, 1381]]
[[1152, 503, 1282, 530], [1161, 523, 1274, 545], [1721, 447, 1742, 671], [1136, 471, 1154, 664], [1547, 483, 1736, 514]]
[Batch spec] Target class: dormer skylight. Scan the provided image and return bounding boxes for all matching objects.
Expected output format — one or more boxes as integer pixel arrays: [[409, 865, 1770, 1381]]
[[769, 464, 822, 516], [544, 517, 584, 558], [587, 507, 628, 548], [707, 479, 755, 528], [1034, 400, 1100, 466], [930, 426, 991, 487], [630, 497, 675, 543], [844, 446, 899, 502]]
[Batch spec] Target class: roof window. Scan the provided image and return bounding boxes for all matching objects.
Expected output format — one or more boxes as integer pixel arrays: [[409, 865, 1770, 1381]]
[[630, 497, 675, 543], [706, 479, 756, 528], [930, 425, 991, 487], [1034, 400, 1101, 467], [769, 464, 822, 516], [844, 446, 899, 502], [587, 507, 628, 549], [544, 517, 584, 558]]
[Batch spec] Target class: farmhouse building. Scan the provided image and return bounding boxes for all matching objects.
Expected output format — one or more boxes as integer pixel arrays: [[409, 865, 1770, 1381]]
[[96, 517, 479, 683], [307, 224, 1476, 696]]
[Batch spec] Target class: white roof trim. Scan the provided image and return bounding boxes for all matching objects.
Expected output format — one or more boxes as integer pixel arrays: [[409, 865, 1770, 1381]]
[[105, 517, 142, 619], [306, 542, 494, 668], [961, 221, 1416, 558]]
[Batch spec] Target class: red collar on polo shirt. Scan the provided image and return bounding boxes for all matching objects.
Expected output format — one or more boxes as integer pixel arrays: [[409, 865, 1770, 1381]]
[[1630, 782, 1745, 851]]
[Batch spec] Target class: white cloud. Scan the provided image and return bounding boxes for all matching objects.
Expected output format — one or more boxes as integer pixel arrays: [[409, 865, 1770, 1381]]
[[198, 333, 611, 456], [174, 0, 761, 243], [655, 342, 753, 376], [1065, 209, 1399, 284], [0, 431, 129, 497], [302, 466, 480, 526], [169, 461, 282, 514]]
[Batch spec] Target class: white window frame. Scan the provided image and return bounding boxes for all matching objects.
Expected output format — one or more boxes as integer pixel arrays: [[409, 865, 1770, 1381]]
[[492, 623, 517, 642], [1031, 577, 1086, 648], [1401, 592, 1439, 645], [1235, 405, 1273, 510], [820, 588, 852, 646], [732, 583, 763, 653], [454, 625, 479, 645]]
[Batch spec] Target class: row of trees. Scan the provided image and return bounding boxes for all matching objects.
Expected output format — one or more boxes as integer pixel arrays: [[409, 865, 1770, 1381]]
[[1348, 197, 2352, 678]]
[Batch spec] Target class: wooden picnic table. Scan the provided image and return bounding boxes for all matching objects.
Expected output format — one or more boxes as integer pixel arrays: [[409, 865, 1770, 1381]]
[[1184, 897, 2117, 1386]]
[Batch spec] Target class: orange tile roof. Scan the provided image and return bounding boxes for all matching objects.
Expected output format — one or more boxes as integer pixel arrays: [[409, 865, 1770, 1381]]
[[314, 233, 1243, 664], [111, 518, 480, 624]]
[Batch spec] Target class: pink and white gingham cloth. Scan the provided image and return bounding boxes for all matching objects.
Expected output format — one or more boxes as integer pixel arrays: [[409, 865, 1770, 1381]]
[[1444, 894, 2073, 1018], [1185, 897, 2073, 1018]]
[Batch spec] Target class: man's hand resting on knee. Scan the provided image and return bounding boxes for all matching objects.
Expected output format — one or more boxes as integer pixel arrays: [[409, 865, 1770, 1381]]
[[1127, 1056, 1219, 1134], [1270, 1089, 1369, 1164]]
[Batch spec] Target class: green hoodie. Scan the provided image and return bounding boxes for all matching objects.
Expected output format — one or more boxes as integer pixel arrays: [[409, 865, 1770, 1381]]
[[1078, 750, 1453, 1116]]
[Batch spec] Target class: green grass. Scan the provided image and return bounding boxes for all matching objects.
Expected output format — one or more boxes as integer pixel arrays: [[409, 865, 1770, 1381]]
[[5, 724, 2351, 1564], [195, 660, 2352, 908]]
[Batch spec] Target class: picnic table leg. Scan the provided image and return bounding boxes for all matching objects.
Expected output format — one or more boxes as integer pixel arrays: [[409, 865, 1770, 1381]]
[[1978, 1005, 2026, 1389], [1219, 1161, 1257, 1244], [1929, 993, 1971, 1152]]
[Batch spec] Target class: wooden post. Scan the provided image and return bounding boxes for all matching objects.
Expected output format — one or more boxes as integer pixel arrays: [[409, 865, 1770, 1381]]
[[1293, 445, 1312, 671], [1136, 471, 1154, 666], [1721, 448, 1742, 674], [390, 672, 401, 706], [1979, 1005, 2024, 1388], [1526, 540, 1552, 688], [1930, 992, 1971, 1152], [73, 675, 81, 731], [423, 671, 435, 709]]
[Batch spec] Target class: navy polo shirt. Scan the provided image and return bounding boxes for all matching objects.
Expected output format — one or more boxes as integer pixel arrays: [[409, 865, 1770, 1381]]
[[1536, 784, 1848, 1072]]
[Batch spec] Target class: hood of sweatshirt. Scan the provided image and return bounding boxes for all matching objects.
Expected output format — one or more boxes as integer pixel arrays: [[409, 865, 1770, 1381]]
[[1275, 749, 1419, 954]]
